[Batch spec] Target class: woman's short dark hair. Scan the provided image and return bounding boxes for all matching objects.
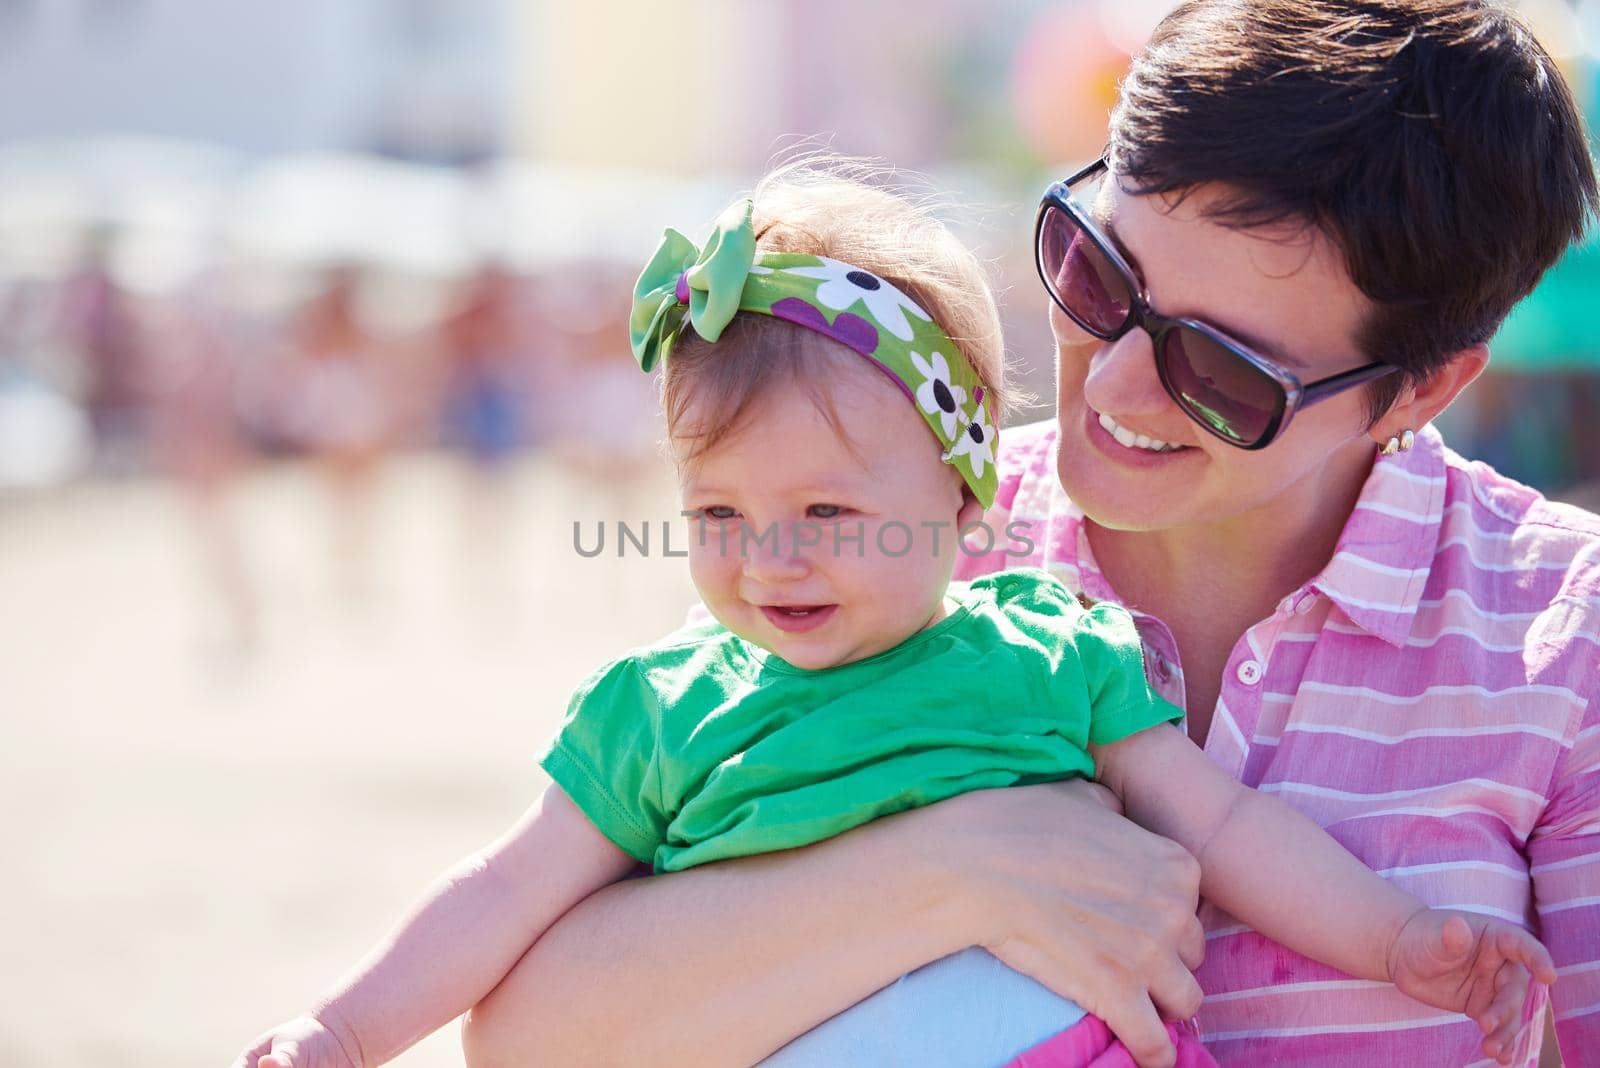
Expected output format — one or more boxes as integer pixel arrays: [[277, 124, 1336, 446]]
[[1109, 0, 1600, 423]]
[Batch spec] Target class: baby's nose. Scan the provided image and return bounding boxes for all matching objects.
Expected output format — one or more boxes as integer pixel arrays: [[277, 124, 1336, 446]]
[[739, 520, 819, 581]]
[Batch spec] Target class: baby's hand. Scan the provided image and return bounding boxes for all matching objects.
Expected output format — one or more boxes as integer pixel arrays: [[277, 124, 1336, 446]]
[[1388, 909, 1556, 1065], [230, 1014, 361, 1068]]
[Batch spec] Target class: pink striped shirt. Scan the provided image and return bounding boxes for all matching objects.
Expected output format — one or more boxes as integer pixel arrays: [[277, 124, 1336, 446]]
[[955, 420, 1600, 1067]]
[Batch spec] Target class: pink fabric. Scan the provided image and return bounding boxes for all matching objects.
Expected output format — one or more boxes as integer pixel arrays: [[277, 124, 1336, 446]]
[[958, 420, 1600, 1067], [1005, 1016, 1216, 1068]]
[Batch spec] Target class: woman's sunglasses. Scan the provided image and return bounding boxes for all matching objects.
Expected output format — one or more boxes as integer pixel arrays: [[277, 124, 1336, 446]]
[[1034, 158, 1396, 450]]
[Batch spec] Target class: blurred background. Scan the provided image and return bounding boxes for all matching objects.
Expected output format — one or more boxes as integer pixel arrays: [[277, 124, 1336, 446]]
[[0, 1, 1595, 1065]]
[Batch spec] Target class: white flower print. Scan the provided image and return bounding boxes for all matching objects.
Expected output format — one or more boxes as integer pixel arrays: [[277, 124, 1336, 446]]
[[945, 400, 997, 479], [910, 349, 968, 442], [779, 257, 932, 341]]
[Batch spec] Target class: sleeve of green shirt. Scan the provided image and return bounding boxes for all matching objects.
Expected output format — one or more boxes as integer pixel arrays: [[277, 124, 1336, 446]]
[[985, 569, 1183, 748], [1071, 601, 1185, 747], [538, 657, 670, 865]]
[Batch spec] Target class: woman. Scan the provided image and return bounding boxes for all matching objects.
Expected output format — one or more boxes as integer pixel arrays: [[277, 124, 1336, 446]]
[[463, 2, 1600, 1064]]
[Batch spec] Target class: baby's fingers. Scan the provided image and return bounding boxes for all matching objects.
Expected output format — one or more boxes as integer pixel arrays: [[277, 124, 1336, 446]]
[[229, 1036, 275, 1068], [1477, 962, 1531, 1065], [1495, 925, 1557, 986]]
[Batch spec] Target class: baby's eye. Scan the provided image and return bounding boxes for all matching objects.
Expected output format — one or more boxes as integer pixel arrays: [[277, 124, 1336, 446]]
[[701, 506, 739, 521], [807, 504, 846, 519]]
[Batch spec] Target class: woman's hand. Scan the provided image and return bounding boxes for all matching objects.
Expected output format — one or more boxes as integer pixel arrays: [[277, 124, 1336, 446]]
[[464, 778, 1203, 1068], [923, 781, 1207, 1068]]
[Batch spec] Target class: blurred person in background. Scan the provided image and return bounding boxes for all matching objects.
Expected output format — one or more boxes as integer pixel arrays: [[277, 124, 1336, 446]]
[[57, 224, 150, 475], [439, 262, 530, 473], [534, 261, 664, 510], [436, 261, 534, 621], [462, 3, 1600, 1066], [46, 225, 259, 660], [137, 277, 258, 662], [272, 264, 396, 606]]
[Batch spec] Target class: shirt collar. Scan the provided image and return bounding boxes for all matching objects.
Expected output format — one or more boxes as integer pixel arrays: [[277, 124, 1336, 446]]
[[1037, 425, 1446, 647], [1307, 425, 1446, 647]]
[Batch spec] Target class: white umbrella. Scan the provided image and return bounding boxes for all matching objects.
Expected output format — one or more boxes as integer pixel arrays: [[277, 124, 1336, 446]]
[[226, 152, 477, 277], [473, 159, 742, 272], [0, 134, 242, 283]]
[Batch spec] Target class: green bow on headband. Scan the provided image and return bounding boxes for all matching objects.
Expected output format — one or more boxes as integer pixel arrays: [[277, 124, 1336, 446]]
[[630, 199, 758, 373], [628, 197, 1000, 508]]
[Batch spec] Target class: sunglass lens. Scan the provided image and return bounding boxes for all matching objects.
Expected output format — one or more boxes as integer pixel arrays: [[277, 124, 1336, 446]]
[[1039, 206, 1132, 336], [1158, 328, 1282, 445]]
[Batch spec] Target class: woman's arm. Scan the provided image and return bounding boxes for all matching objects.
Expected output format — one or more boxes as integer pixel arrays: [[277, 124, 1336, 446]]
[[1524, 672, 1600, 1064], [462, 779, 1206, 1068]]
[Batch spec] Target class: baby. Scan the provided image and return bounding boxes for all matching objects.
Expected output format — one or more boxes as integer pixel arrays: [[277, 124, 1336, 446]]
[[234, 166, 1553, 1068]]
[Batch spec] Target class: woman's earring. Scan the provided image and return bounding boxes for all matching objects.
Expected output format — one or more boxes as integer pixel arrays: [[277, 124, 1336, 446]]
[[1380, 429, 1416, 455]]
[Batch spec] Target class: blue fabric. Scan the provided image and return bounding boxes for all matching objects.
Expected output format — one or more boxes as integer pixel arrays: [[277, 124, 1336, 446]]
[[759, 947, 1087, 1068]]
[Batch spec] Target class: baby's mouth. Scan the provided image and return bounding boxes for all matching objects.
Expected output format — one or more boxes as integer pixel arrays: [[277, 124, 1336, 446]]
[[759, 604, 838, 633]]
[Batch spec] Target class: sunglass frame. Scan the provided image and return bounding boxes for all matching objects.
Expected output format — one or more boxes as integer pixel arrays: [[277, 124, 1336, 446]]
[[1034, 157, 1397, 450]]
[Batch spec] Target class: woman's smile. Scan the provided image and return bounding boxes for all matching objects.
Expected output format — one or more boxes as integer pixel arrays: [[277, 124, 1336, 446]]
[[1083, 406, 1197, 469]]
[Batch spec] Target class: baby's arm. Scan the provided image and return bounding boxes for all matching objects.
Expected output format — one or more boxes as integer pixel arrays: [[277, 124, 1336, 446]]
[[231, 785, 636, 1068], [1095, 725, 1556, 1064]]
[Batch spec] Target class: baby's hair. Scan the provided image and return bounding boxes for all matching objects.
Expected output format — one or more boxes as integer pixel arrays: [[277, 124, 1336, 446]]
[[660, 155, 1009, 468]]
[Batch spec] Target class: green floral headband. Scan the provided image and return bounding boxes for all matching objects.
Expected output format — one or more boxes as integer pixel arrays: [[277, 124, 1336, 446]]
[[629, 198, 998, 507]]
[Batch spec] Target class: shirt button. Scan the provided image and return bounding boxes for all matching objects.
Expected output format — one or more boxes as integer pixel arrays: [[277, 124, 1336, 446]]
[[1236, 659, 1264, 686]]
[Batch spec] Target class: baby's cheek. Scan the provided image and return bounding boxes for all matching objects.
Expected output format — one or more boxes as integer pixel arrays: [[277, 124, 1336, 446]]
[[871, 552, 951, 622], [686, 539, 733, 598]]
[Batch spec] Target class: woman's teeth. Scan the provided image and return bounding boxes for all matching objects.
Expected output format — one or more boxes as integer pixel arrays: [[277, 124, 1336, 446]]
[[1098, 412, 1183, 453]]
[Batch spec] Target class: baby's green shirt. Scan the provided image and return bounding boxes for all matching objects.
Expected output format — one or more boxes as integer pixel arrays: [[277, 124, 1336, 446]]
[[540, 568, 1182, 873]]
